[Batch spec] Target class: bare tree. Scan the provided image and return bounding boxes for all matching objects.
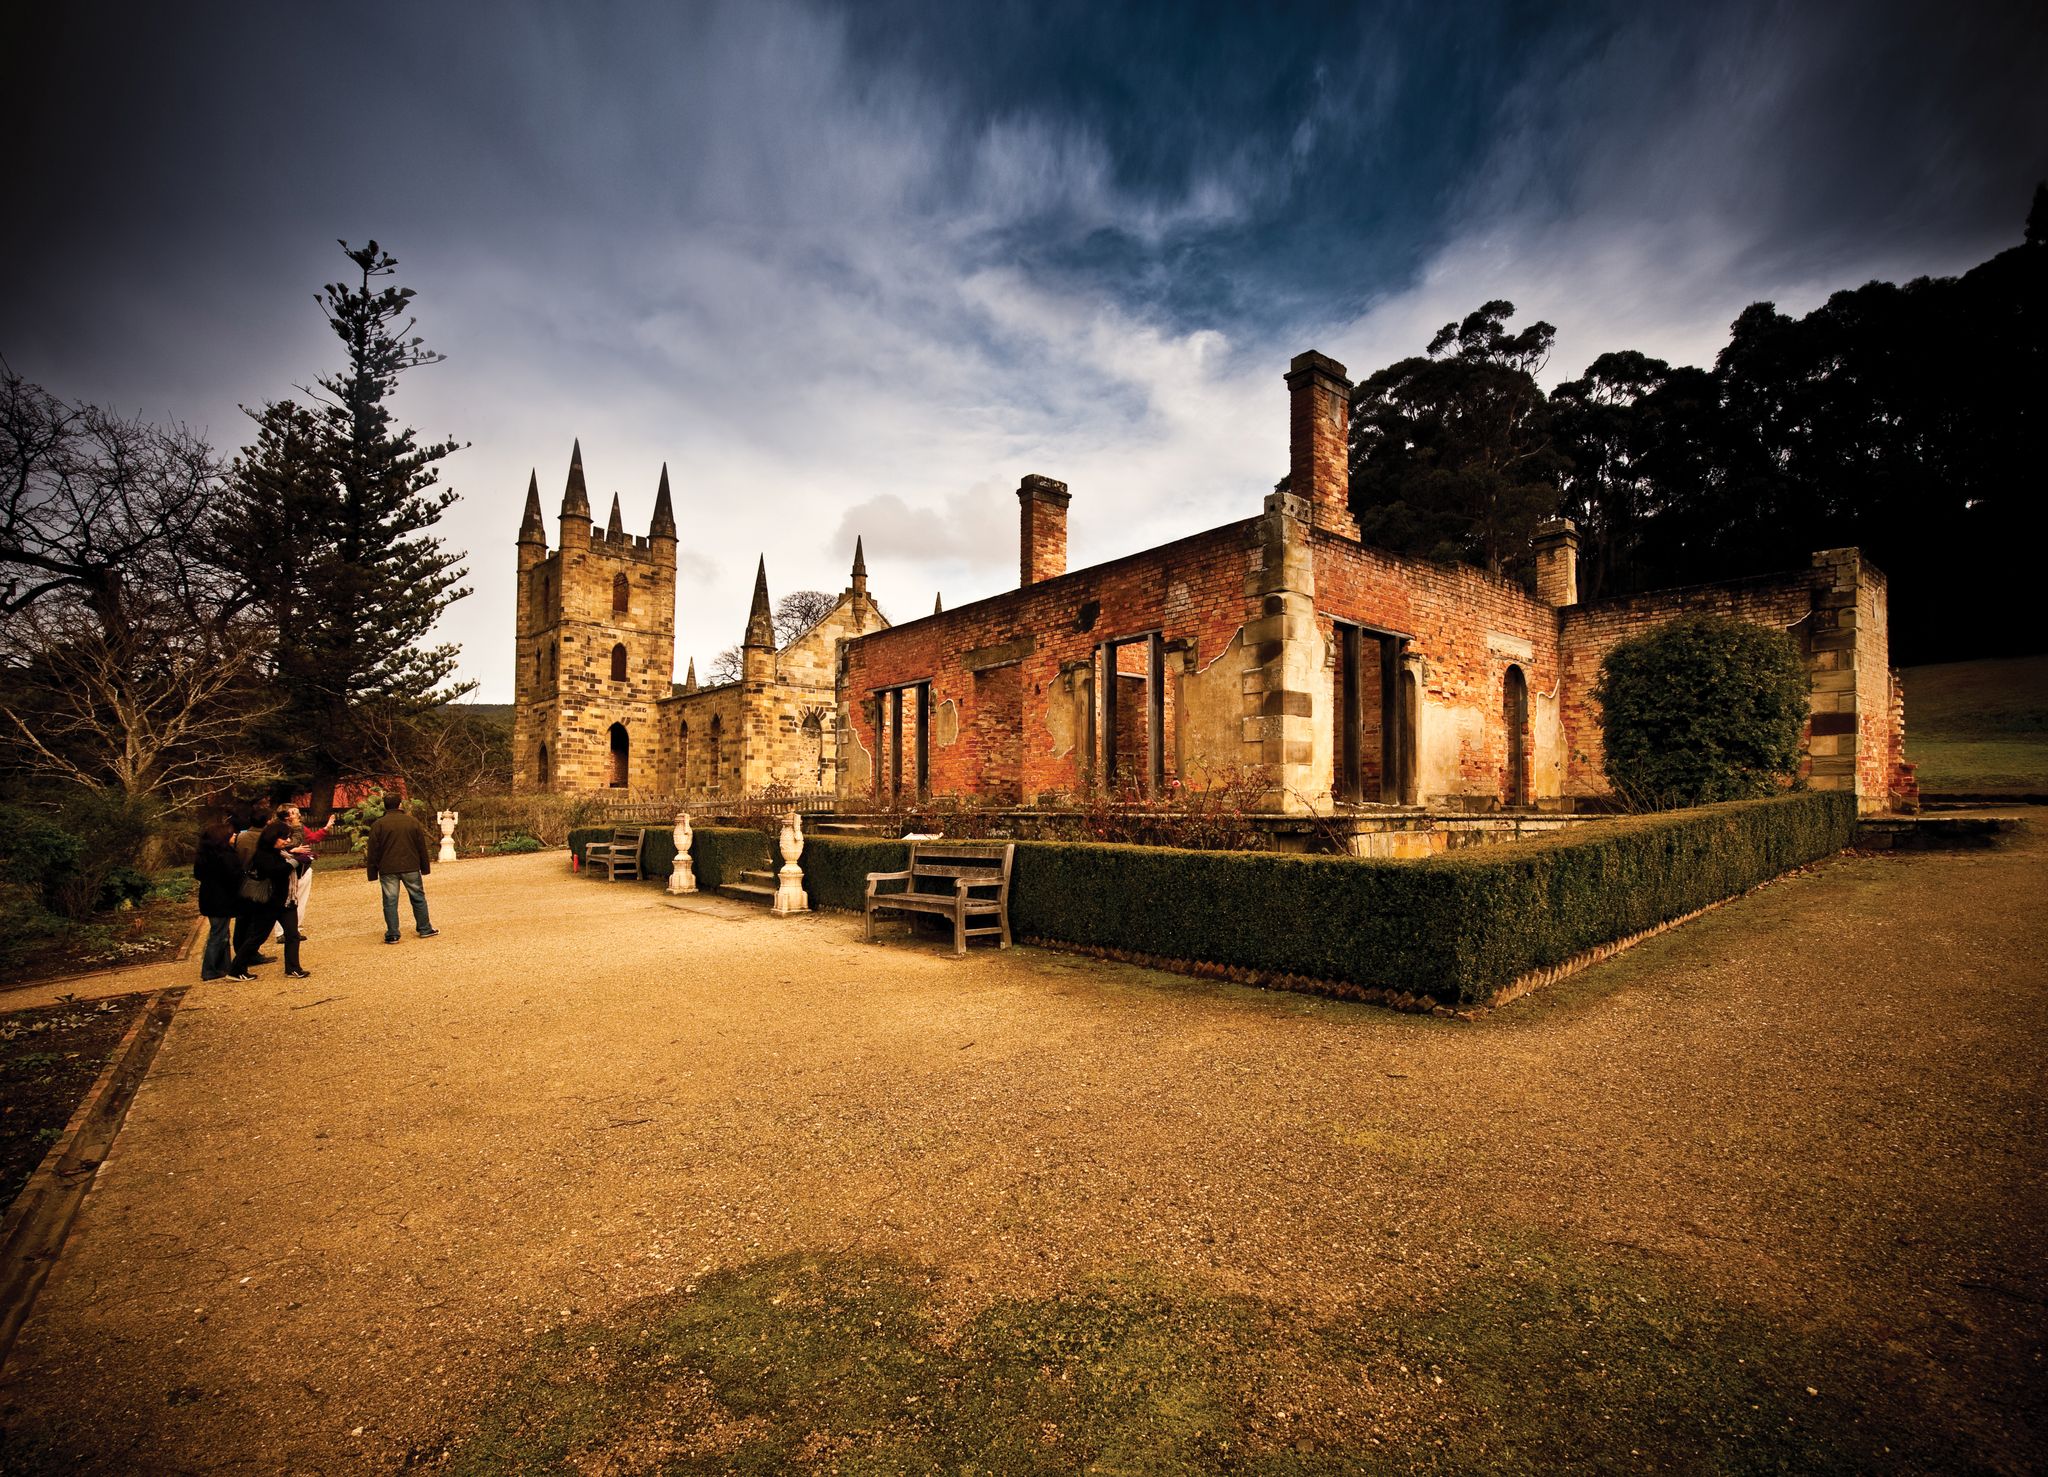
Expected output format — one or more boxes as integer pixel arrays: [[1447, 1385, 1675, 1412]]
[[773, 589, 837, 644], [1, 363, 224, 642], [0, 593, 274, 813], [705, 644, 744, 685]]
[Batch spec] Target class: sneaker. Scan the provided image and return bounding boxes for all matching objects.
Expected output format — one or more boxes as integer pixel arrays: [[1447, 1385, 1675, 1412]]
[[384, 936, 401, 944], [225, 971, 256, 981], [285, 968, 312, 979], [417, 929, 440, 939]]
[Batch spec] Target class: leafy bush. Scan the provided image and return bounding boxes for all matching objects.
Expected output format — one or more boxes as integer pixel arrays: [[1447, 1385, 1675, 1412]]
[[1594, 615, 1810, 809], [0, 805, 82, 905], [491, 831, 543, 854], [94, 865, 151, 910], [0, 881, 70, 976]]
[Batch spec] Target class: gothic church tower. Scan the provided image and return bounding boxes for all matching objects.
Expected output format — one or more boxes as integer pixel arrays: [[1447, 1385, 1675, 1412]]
[[513, 444, 678, 790]]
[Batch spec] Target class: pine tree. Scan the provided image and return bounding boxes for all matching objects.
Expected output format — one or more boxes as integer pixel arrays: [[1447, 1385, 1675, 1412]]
[[215, 241, 471, 817]]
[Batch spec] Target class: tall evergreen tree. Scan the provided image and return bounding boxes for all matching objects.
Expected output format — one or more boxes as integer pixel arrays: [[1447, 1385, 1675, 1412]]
[[213, 241, 471, 817]]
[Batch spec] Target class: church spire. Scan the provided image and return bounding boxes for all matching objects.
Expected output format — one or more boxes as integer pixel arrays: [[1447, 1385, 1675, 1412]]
[[560, 440, 591, 523], [684, 657, 698, 691], [518, 469, 545, 544], [649, 463, 676, 540], [933, 592, 944, 615], [606, 492, 624, 539], [744, 555, 775, 650], [850, 536, 868, 600]]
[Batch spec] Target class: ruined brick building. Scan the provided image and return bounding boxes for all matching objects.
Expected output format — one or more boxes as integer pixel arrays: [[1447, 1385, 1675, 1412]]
[[513, 353, 1910, 816], [511, 443, 888, 794], [835, 351, 1912, 816]]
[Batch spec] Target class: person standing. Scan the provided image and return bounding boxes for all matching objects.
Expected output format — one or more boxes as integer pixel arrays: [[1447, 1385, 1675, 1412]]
[[230, 803, 277, 967], [192, 819, 243, 981], [225, 822, 309, 980], [366, 801, 438, 944]]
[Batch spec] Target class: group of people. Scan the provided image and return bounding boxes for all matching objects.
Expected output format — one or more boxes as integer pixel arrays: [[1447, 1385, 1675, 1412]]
[[192, 789, 442, 982]]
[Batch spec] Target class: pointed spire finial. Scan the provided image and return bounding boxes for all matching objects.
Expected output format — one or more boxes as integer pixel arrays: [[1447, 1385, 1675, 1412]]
[[650, 462, 676, 539], [606, 492, 624, 538], [561, 439, 591, 521], [519, 469, 545, 543], [685, 657, 698, 690], [933, 592, 944, 615], [744, 555, 775, 650], [852, 536, 867, 578]]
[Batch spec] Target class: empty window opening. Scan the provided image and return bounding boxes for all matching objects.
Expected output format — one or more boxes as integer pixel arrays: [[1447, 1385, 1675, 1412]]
[[1333, 621, 1413, 805], [1502, 664, 1530, 809], [537, 742, 550, 787], [875, 682, 931, 806], [678, 720, 691, 792], [607, 723, 629, 789], [1099, 631, 1166, 797], [610, 643, 628, 681], [708, 715, 725, 790]]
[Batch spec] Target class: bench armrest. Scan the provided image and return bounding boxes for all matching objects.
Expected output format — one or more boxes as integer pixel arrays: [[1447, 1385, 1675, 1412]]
[[866, 871, 912, 898]]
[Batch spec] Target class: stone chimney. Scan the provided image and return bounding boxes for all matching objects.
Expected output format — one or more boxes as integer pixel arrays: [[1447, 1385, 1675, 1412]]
[[1532, 518, 1580, 606], [1018, 474, 1071, 587], [1284, 350, 1356, 541]]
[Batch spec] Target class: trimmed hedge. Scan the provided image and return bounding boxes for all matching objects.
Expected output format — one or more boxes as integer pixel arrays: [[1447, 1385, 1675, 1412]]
[[1003, 793, 1854, 1004], [570, 794, 1854, 1006]]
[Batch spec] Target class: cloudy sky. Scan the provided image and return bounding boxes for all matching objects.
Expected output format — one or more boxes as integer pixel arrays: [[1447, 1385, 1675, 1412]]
[[4, 0, 2041, 701]]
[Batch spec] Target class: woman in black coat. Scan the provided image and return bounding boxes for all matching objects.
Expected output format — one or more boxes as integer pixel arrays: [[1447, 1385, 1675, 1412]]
[[226, 822, 308, 980], [192, 820, 244, 981]]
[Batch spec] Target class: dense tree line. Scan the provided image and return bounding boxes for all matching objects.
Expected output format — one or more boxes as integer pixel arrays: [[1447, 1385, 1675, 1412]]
[[1350, 186, 2046, 663]]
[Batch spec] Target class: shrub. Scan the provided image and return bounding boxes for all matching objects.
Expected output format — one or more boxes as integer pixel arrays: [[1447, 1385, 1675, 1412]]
[[570, 795, 1853, 1006], [568, 826, 771, 889], [1594, 615, 1810, 809], [491, 831, 543, 854], [0, 805, 82, 906]]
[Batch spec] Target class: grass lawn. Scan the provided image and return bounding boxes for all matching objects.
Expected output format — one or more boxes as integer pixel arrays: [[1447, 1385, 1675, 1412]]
[[1898, 653, 2048, 793]]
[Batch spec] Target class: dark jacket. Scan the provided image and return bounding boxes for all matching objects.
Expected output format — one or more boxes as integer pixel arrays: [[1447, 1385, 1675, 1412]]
[[366, 808, 433, 881], [193, 836, 245, 919], [247, 837, 296, 911]]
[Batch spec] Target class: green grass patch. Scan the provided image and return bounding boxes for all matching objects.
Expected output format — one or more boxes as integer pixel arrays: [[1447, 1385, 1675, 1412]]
[[446, 1245, 1946, 1475], [1900, 656, 2048, 792]]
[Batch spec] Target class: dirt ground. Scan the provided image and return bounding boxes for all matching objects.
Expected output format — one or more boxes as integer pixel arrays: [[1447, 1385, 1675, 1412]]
[[0, 831, 2042, 1473]]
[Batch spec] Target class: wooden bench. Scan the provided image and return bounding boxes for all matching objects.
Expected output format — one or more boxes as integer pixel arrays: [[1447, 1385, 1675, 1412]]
[[583, 827, 647, 882], [865, 841, 1014, 956]]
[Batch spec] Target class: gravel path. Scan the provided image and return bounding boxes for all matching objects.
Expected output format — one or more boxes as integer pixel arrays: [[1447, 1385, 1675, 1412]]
[[1, 834, 2041, 1472]]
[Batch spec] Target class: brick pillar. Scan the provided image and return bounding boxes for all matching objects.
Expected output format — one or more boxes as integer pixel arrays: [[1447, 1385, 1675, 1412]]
[[1242, 483, 1322, 813], [1284, 350, 1357, 541], [1805, 548, 1868, 811], [1018, 474, 1071, 587], [1532, 518, 1579, 606]]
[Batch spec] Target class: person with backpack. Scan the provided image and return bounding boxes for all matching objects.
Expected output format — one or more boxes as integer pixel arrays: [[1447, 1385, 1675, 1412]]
[[225, 821, 309, 980]]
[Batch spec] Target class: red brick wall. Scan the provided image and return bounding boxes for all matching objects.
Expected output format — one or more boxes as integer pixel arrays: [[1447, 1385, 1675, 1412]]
[[1309, 532, 1564, 802], [841, 520, 1257, 804], [1557, 572, 1816, 799]]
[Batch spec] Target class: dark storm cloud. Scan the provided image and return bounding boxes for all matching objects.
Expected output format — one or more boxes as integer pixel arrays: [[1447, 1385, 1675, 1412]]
[[2, 0, 2040, 699]]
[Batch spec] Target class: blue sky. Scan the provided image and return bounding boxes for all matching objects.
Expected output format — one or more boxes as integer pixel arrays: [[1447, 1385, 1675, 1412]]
[[4, 0, 2041, 700]]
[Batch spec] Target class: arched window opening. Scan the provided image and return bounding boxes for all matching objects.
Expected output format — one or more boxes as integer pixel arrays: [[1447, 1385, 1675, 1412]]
[[709, 715, 725, 790], [608, 723, 629, 789], [548, 642, 557, 682], [610, 643, 628, 681], [533, 648, 541, 684], [612, 572, 629, 613], [678, 719, 691, 791], [1502, 664, 1530, 809], [537, 742, 551, 788]]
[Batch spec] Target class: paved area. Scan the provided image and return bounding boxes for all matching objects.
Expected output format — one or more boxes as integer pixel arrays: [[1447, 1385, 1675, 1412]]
[[0, 835, 2043, 1472]]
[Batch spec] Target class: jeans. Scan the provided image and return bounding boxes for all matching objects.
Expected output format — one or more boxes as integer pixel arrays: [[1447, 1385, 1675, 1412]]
[[380, 872, 433, 939], [201, 915, 234, 980]]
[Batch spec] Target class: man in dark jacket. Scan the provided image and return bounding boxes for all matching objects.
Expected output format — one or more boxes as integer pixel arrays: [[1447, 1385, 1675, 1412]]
[[366, 801, 438, 944]]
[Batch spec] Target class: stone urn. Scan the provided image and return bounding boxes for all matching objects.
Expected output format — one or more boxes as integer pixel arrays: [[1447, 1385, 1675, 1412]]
[[669, 811, 697, 895], [436, 810, 459, 862], [774, 810, 808, 915]]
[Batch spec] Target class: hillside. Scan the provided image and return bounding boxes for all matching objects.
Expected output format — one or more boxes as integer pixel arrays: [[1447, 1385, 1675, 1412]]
[[1899, 655, 2048, 795]]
